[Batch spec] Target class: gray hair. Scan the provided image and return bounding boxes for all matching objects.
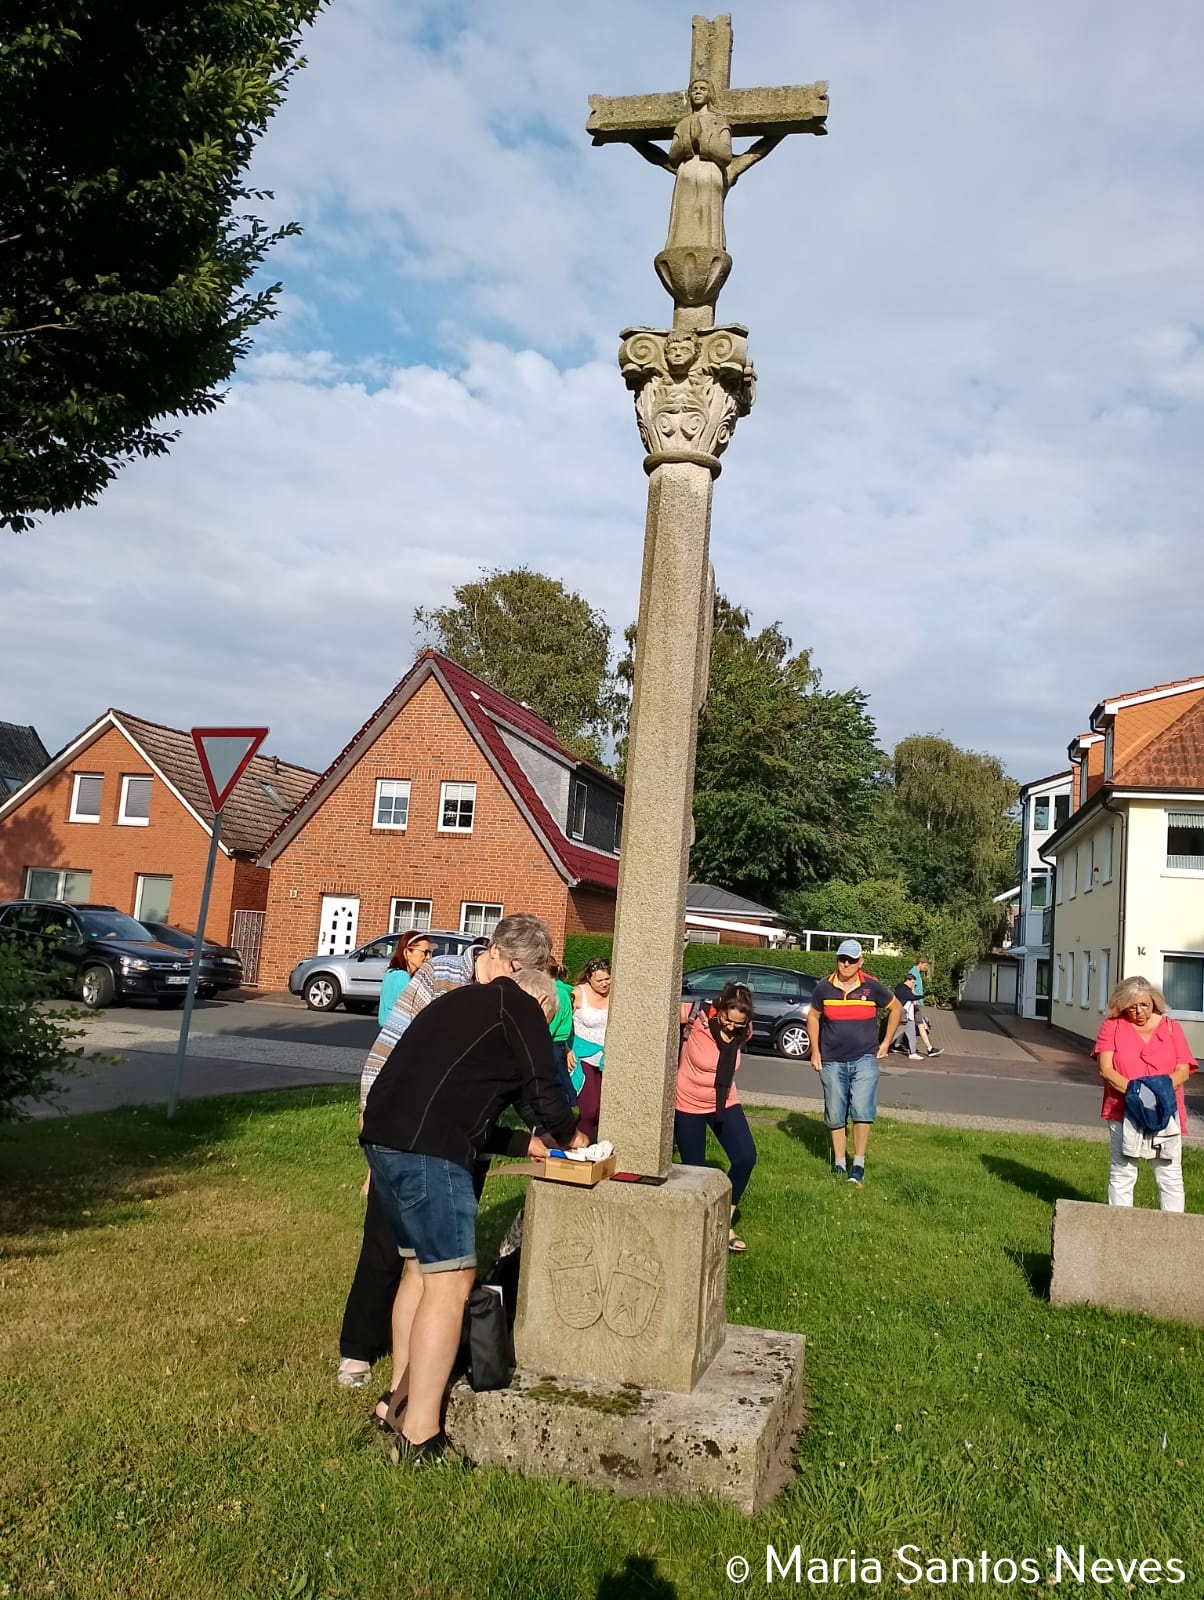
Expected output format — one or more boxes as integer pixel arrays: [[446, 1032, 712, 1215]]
[[511, 967, 558, 1009], [489, 912, 552, 969], [1105, 975, 1168, 1020]]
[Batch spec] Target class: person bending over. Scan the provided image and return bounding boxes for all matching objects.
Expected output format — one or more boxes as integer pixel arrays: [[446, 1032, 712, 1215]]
[[361, 965, 584, 1463]]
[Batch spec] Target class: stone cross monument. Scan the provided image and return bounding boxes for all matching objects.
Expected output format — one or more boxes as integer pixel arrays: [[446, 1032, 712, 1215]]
[[590, 15, 828, 1179], [457, 17, 824, 1510]]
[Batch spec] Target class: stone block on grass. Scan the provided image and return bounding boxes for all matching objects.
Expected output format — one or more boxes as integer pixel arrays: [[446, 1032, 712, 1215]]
[[1050, 1199, 1204, 1325]]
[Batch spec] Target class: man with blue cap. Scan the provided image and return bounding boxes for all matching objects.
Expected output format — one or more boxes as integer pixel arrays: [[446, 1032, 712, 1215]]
[[806, 939, 902, 1186]]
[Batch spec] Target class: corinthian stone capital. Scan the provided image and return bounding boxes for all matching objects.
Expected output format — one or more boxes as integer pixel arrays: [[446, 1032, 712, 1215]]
[[618, 324, 755, 477]]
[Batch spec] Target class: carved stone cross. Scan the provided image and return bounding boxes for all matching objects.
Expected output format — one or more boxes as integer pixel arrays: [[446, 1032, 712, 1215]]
[[588, 15, 828, 322]]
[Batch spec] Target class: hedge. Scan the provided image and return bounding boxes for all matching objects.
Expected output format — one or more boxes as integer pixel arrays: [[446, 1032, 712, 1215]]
[[561, 934, 916, 992]]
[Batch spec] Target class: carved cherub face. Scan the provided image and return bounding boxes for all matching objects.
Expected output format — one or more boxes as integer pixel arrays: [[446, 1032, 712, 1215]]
[[663, 332, 699, 379], [689, 77, 713, 109]]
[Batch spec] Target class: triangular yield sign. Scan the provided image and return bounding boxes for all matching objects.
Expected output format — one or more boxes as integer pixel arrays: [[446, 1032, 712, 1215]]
[[191, 727, 269, 813]]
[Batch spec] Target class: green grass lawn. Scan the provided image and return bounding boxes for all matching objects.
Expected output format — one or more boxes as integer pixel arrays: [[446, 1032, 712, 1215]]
[[1, 1089, 1201, 1599]]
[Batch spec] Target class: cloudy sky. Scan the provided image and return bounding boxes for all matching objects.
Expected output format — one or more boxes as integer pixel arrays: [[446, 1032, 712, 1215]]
[[6, 0, 1203, 784]]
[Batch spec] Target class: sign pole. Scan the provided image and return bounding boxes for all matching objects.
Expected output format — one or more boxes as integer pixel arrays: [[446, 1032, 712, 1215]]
[[167, 808, 224, 1120]]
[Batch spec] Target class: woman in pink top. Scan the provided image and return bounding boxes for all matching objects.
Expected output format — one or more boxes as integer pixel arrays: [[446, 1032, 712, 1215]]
[[1093, 975, 1197, 1212], [675, 982, 756, 1253]]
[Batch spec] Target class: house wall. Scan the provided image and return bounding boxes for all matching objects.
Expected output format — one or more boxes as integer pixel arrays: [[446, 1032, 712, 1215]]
[[1049, 810, 1122, 1043], [565, 886, 618, 941], [257, 677, 583, 989], [0, 724, 239, 938], [1121, 799, 1204, 1054], [684, 922, 764, 948]]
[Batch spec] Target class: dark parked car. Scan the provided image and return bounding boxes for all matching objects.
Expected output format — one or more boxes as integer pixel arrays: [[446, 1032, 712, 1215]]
[[288, 929, 477, 1012], [139, 922, 244, 999], [0, 899, 199, 1009], [680, 962, 816, 1059]]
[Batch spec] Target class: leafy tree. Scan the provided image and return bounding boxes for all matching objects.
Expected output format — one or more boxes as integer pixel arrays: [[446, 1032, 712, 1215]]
[[0, 942, 85, 1119], [620, 594, 884, 902], [887, 734, 1020, 912], [1, 1, 323, 532], [415, 567, 622, 765]]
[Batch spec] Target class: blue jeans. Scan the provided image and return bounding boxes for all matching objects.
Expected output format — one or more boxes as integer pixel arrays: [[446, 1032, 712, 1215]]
[[363, 1146, 478, 1273], [673, 1104, 757, 1205], [819, 1054, 879, 1128]]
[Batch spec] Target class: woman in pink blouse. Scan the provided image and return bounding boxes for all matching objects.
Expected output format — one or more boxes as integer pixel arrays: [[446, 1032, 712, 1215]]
[[1093, 976, 1197, 1212]]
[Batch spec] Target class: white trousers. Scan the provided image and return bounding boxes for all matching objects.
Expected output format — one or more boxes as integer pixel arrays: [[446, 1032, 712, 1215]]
[[1107, 1120, 1185, 1212]]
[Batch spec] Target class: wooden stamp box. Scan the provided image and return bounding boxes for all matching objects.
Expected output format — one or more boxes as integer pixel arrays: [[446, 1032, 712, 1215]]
[[533, 1153, 617, 1188]]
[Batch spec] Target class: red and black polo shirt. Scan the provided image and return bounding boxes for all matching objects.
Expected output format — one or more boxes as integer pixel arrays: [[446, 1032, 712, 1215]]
[[810, 971, 894, 1062]]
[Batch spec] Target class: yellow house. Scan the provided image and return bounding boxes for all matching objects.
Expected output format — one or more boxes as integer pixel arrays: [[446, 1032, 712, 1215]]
[[1044, 677, 1204, 1054]]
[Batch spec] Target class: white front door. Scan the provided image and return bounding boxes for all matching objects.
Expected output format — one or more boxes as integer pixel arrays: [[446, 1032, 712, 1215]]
[[318, 895, 359, 956]]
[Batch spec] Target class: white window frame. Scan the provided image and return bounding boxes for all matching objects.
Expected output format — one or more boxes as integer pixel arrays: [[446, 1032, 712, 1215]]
[[1067, 852, 1077, 899], [1162, 950, 1204, 1021], [389, 897, 432, 933], [688, 927, 722, 945], [373, 778, 411, 831], [1104, 726, 1114, 778], [1098, 823, 1114, 884], [1033, 795, 1050, 832], [25, 866, 92, 902], [69, 773, 103, 823], [1164, 808, 1204, 877], [1053, 954, 1063, 1002], [438, 781, 477, 834], [1080, 950, 1091, 1008], [118, 774, 152, 827], [1065, 951, 1074, 1003], [460, 901, 503, 938], [1082, 837, 1094, 893], [1098, 949, 1110, 1013], [568, 779, 587, 841], [134, 874, 173, 924], [1055, 863, 1063, 905]]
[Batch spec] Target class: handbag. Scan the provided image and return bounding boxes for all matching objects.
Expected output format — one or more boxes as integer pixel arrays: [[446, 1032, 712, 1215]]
[[460, 1284, 515, 1392]]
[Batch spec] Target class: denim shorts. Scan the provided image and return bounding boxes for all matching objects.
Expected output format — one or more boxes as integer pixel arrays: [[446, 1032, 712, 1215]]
[[363, 1146, 477, 1273], [819, 1053, 879, 1128]]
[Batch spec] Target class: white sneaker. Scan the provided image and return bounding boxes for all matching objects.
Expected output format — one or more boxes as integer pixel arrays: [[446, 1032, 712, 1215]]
[[908, 1052, 922, 1060]]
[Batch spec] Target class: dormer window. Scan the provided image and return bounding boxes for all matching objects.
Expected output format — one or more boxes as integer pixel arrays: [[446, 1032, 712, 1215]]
[[569, 780, 587, 840]]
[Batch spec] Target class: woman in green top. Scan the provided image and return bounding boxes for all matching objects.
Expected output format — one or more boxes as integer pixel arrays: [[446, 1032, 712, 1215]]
[[377, 931, 434, 1027], [546, 959, 580, 1112]]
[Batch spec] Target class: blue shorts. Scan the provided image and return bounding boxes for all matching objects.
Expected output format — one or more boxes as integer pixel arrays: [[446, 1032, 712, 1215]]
[[819, 1054, 879, 1128], [363, 1147, 477, 1273]]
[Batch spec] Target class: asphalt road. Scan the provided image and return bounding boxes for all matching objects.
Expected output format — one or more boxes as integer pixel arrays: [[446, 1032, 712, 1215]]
[[39, 992, 1204, 1138]]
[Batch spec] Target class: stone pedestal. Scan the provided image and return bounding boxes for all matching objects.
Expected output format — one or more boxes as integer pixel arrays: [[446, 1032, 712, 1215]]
[[1051, 1199, 1204, 1325], [446, 1324, 806, 1514], [515, 1166, 730, 1393]]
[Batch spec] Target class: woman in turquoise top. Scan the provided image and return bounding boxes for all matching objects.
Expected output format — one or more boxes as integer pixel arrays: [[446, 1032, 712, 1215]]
[[377, 930, 434, 1027]]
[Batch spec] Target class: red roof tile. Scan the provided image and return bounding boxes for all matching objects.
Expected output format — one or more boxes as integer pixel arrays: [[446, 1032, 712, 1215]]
[[1118, 698, 1204, 789]]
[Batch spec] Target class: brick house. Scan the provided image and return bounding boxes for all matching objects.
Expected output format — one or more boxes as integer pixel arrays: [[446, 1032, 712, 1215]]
[[0, 710, 316, 971], [254, 650, 622, 990]]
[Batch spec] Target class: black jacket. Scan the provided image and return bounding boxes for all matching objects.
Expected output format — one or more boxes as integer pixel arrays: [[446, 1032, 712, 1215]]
[[360, 976, 577, 1171]]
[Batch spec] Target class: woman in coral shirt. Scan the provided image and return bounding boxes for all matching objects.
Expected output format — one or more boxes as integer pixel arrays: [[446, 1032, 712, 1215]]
[[675, 982, 757, 1253], [1093, 975, 1197, 1212]]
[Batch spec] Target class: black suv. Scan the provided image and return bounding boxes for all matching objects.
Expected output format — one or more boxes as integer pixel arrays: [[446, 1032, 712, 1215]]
[[0, 900, 198, 1009], [140, 921, 244, 998], [680, 962, 816, 1058]]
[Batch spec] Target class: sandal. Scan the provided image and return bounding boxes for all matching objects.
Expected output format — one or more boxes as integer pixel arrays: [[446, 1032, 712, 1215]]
[[389, 1429, 449, 1467], [372, 1391, 395, 1431], [728, 1233, 747, 1254]]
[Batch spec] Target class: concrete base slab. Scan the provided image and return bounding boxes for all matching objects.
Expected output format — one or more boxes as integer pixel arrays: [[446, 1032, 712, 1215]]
[[445, 1323, 806, 1514], [1050, 1199, 1204, 1325]]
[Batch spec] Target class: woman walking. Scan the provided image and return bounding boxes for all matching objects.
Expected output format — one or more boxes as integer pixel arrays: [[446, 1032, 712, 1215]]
[[675, 982, 757, 1253]]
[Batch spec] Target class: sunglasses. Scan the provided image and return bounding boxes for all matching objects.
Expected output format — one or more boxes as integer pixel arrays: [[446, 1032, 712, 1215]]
[[836, 954, 859, 964], [586, 960, 610, 974]]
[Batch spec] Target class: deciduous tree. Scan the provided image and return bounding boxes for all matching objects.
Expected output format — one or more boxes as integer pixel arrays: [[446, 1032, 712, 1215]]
[[1, 1, 323, 532], [415, 567, 621, 765]]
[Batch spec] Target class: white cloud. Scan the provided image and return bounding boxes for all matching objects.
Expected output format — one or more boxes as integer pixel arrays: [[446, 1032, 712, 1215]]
[[5, 0, 1204, 792]]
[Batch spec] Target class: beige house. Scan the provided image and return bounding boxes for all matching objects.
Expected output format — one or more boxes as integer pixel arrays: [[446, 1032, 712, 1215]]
[[1043, 677, 1204, 1053]]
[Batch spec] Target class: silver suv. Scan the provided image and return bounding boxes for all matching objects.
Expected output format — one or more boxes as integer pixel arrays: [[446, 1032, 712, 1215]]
[[288, 930, 476, 1012]]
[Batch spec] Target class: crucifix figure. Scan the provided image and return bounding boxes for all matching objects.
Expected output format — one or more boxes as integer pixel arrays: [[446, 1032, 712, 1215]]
[[588, 14, 828, 322]]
